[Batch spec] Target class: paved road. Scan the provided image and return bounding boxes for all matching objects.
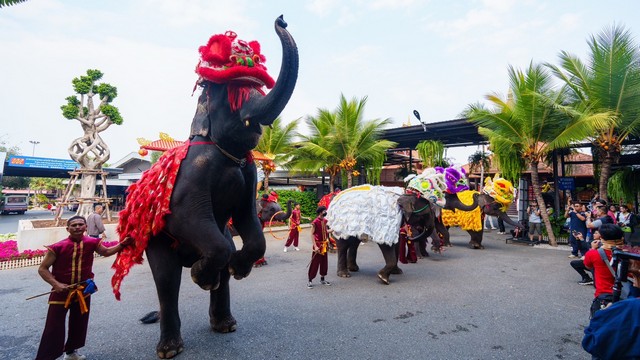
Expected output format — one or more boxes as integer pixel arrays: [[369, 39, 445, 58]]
[[0, 228, 592, 360], [0, 209, 77, 234]]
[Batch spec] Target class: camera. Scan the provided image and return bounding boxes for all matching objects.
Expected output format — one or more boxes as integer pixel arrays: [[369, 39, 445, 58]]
[[611, 250, 640, 302]]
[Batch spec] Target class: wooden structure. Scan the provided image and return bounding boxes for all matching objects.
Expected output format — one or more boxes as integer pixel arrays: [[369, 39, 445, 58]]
[[53, 169, 112, 226]]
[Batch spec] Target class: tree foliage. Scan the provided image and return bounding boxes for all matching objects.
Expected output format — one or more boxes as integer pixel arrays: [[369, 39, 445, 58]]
[[256, 117, 299, 190], [61, 69, 125, 217], [547, 25, 640, 200], [416, 140, 446, 168], [0, 0, 28, 8], [292, 94, 396, 189], [465, 62, 613, 246]]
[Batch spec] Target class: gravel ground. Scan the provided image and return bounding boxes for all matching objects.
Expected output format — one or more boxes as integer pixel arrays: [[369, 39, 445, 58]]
[[0, 227, 592, 360]]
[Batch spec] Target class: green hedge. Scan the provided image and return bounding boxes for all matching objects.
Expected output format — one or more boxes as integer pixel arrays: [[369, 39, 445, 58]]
[[268, 190, 318, 223]]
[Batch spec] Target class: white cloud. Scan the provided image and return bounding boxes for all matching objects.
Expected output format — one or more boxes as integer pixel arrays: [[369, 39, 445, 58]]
[[306, 0, 341, 17], [140, 0, 253, 29]]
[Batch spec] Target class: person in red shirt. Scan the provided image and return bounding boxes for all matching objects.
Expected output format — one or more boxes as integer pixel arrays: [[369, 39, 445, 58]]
[[36, 216, 132, 360], [284, 203, 301, 252], [307, 206, 331, 288], [583, 223, 625, 318]]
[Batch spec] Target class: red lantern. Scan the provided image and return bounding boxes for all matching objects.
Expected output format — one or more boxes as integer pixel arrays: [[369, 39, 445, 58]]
[[138, 148, 149, 156]]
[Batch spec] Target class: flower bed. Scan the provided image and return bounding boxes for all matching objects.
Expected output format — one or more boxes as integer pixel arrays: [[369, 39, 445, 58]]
[[0, 236, 120, 270], [1, 236, 48, 270], [1, 235, 48, 262]]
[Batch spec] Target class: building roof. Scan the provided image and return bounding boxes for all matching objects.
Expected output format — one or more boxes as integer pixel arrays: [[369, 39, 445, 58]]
[[381, 118, 486, 152], [462, 152, 595, 177], [140, 139, 272, 161]]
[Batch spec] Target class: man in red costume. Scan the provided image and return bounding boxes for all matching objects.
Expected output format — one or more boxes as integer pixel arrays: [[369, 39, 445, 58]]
[[284, 202, 301, 252], [308, 206, 332, 288], [36, 216, 132, 360]]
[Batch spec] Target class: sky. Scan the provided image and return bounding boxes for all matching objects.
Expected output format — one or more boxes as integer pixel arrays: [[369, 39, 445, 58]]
[[1, 0, 639, 165]]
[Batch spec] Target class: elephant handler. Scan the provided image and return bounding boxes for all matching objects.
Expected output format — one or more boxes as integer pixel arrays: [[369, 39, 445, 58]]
[[307, 206, 332, 289], [35, 216, 132, 360], [284, 202, 302, 252]]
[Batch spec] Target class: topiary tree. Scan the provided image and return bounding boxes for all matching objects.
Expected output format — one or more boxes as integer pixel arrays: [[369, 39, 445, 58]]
[[61, 69, 124, 216]]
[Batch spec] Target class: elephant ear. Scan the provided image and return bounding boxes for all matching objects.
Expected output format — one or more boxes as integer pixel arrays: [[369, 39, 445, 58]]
[[397, 195, 415, 221], [190, 85, 212, 138]]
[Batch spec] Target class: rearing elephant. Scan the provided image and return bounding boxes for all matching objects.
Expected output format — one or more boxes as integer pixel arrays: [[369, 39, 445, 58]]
[[111, 16, 298, 359]]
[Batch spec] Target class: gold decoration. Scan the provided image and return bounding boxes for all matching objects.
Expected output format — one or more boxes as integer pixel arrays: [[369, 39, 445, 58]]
[[137, 137, 151, 146]]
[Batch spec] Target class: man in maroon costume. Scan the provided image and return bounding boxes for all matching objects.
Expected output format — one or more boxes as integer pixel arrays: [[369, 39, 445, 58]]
[[36, 216, 132, 360], [307, 206, 332, 288], [398, 224, 418, 264], [284, 202, 301, 252]]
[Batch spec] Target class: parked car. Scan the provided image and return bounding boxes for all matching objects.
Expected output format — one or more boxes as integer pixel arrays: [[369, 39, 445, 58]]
[[0, 195, 28, 215]]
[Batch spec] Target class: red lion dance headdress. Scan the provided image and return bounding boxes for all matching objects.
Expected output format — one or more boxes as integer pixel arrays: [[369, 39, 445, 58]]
[[195, 31, 275, 111]]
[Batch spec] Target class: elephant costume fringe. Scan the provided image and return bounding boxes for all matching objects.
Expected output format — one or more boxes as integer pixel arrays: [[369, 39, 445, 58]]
[[326, 185, 404, 246], [441, 190, 483, 232], [109, 141, 222, 300]]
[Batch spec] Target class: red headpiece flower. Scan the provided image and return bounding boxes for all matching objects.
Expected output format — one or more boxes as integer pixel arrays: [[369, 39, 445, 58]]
[[196, 31, 275, 89]]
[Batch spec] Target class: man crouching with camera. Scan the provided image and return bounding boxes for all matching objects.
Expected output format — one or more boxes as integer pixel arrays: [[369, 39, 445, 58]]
[[582, 242, 640, 359]]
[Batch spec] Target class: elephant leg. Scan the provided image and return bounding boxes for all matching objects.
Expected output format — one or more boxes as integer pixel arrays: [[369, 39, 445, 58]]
[[185, 223, 233, 291], [210, 267, 237, 333], [347, 237, 360, 272], [146, 236, 184, 359], [468, 230, 485, 249], [390, 243, 404, 273], [336, 238, 350, 278], [435, 221, 451, 247], [377, 244, 400, 285]]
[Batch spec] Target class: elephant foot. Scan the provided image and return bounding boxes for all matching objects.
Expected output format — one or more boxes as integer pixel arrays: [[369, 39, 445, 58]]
[[191, 261, 220, 291], [390, 266, 403, 275], [347, 264, 359, 272], [337, 269, 351, 278], [229, 251, 255, 280], [377, 271, 390, 285], [211, 315, 237, 333], [156, 335, 184, 359]]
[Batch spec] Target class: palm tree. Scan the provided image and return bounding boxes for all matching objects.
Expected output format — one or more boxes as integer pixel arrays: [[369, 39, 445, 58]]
[[292, 94, 396, 189], [255, 117, 299, 191], [467, 149, 492, 189], [547, 25, 640, 201], [465, 62, 613, 246], [0, 0, 28, 8], [291, 108, 341, 192]]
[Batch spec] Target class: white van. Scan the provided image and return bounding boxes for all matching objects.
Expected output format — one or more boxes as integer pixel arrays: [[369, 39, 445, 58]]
[[0, 195, 28, 215]]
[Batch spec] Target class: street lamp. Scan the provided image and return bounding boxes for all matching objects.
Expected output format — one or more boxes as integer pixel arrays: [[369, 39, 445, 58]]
[[29, 140, 40, 156], [413, 110, 427, 132]]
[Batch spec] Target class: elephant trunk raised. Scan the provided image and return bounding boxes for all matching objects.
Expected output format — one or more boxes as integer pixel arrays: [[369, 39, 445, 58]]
[[240, 16, 298, 127]]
